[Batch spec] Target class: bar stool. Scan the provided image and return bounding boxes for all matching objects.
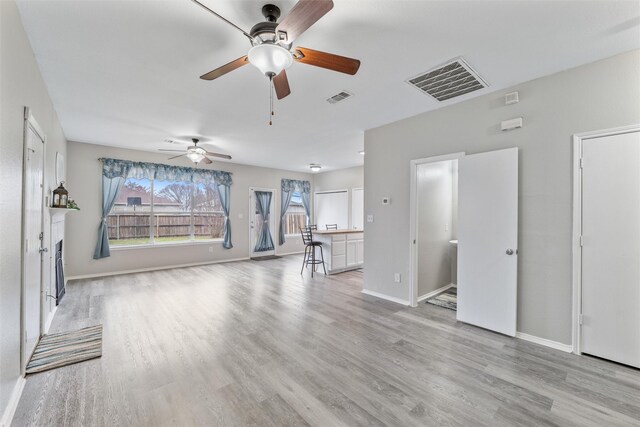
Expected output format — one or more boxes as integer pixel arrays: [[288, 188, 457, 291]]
[[300, 226, 326, 277]]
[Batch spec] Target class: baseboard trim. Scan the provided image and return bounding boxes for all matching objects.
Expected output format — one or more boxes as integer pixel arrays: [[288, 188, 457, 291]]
[[44, 305, 58, 334], [0, 376, 25, 427], [275, 251, 304, 256], [66, 257, 251, 281], [417, 283, 455, 303], [361, 289, 411, 306], [515, 332, 573, 353]]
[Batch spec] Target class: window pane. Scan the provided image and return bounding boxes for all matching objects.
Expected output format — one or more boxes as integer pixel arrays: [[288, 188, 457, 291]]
[[194, 183, 225, 239], [154, 180, 192, 243], [284, 191, 308, 235], [108, 178, 152, 246]]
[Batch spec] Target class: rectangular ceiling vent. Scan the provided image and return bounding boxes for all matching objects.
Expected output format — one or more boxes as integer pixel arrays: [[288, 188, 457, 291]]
[[326, 90, 353, 104], [406, 58, 488, 102]]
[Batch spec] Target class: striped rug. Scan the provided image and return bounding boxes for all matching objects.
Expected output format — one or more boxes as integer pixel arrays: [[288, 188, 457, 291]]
[[26, 325, 102, 374], [426, 287, 458, 311]]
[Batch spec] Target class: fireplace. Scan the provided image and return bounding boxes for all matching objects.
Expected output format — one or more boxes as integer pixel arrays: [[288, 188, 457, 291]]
[[55, 240, 65, 304]]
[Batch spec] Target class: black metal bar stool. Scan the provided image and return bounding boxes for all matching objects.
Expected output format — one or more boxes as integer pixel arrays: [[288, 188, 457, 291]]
[[300, 226, 326, 277]]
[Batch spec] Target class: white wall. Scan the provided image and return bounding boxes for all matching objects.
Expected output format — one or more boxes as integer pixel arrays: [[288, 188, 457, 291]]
[[363, 50, 640, 344], [0, 0, 67, 420], [417, 161, 453, 297], [65, 141, 314, 278], [314, 166, 363, 229]]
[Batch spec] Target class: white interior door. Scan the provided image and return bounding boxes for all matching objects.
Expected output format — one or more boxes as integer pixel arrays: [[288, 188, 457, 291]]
[[581, 131, 640, 368], [457, 148, 518, 336], [249, 188, 275, 257], [351, 188, 364, 230], [23, 116, 45, 366]]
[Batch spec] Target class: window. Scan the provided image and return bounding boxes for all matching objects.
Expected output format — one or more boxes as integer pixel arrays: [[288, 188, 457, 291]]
[[107, 177, 224, 246], [283, 191, 308, 235]]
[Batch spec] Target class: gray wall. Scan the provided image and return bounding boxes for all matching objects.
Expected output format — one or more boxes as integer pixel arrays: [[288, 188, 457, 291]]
[[314, 166, 363, 229], [65, 141, 314, 278], [417, 161, 453, 297], [0, 0, 67, 418], [363, 50, 640, 344]]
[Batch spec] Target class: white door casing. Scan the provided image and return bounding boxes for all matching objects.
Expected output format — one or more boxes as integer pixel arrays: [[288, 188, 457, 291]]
[[249, 187, 276, 257], [579, 130, 639, 368], [22, 108, 46, 368], [457, 147, 518, 337]]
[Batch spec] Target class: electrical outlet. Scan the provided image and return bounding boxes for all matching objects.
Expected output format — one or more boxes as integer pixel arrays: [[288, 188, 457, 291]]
[[367, 214, 374, 223], [238, 213, 244, 219], [394, 273, 401, 283], [208, 246, 214, 253]]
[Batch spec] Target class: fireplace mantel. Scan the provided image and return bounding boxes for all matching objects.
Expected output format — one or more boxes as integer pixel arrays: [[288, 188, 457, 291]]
[[49, 207, 77, 223]]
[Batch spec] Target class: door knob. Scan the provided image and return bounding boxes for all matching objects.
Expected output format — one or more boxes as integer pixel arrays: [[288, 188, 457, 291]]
[[506, 248, 514, 255], [39, 247, 48, 254]]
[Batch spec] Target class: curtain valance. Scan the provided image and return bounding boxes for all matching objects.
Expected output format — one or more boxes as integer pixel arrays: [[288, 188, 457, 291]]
[[281, 178, 310, 193], [100, 158, 233, 186]]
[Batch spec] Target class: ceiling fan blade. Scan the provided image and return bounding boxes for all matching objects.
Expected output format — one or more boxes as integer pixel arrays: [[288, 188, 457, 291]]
[[189, 0, 252, 41], [158, 149, 186, 152], [276, 0, 333, 44], [201, 156, 213, 165], [204, 151, 232, 160], [200, 55, 248, 80], [273, 69, 291, 100], [168, 154, 187, 160], [292, 47, 360, 75]]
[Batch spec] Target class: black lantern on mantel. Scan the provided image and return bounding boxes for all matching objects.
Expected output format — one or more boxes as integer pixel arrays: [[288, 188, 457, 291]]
[[52, 182, 68, 208]]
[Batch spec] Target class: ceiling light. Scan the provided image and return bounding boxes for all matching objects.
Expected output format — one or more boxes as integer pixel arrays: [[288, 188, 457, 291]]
[[309, 164, 322, 173], [248, 44, 293, 76], [186, 151, 205, 164], [359, 150, 365, 155]]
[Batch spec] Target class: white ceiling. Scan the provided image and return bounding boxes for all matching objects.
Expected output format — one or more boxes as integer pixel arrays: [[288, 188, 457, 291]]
[[16, 0, 640, 172]]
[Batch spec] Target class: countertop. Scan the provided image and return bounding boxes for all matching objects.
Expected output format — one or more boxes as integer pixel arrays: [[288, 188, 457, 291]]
[[314, 229, 364, 235]]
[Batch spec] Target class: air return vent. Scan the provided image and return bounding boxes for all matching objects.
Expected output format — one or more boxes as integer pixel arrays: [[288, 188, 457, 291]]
[[406, 58, 487, 102], [326, 90, 353, 104]]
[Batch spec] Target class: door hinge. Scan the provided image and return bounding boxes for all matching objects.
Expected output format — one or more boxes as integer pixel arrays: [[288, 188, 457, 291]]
[[579, 157, 584, 169], [579, 314, 584, 325], [579, 235, 584, 247], [39, 232, 44, 241]]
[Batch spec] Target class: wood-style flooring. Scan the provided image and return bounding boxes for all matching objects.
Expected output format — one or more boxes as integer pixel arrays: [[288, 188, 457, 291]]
[[13, 256, 640, 426]]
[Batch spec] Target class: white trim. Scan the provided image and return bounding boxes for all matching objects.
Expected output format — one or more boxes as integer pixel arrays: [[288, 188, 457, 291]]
[[361, 289, 410, 306], [409, 152, 465, 307], [0, 376, 26, 427], [417, 283, 455, 303], [571, 124, 640, 355], [110, 238, 224, 251], [313, 189, 348, 195], [43, 304, 58, 334], [515, 332, 573, 353], [66, 257, 250, 281]]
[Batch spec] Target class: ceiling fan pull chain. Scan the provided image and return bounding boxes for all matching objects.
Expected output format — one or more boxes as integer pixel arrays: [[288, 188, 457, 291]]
[[269, 73, 274, 126]]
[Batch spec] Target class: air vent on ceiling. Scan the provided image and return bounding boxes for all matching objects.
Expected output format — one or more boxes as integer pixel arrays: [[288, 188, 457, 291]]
[[406, 58, 487, 102], [326, 90, 353, 104]]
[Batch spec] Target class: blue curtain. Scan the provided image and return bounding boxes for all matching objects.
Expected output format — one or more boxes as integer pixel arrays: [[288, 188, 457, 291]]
[[93, 162, 131, 259], [254, 191, 274, 252], [216, 183, 232, 249], [279, 179, 311, 245]]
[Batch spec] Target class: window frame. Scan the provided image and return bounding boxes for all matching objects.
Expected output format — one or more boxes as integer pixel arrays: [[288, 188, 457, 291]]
[[283, 190, 309, 237]]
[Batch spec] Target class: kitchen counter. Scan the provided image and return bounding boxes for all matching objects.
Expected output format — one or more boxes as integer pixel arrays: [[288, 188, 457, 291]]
[[315, 229, 364, 235], [313, 230, 364, 274]]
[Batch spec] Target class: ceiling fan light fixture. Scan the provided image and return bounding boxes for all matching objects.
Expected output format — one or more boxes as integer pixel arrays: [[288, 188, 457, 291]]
[[248, 44, 293, 76], [186, 151, 205, 163]]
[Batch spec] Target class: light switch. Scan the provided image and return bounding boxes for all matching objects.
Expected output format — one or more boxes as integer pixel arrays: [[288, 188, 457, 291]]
[[238, 213, 244, 219], [367, 215, 374, 223]]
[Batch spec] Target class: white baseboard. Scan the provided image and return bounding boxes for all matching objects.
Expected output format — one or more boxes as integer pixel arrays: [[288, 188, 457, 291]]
[[274, 251, 304, 256], [0, 376, 25, 427], [515, 332, 573, 353], [417, 283, 455, 303], [44, 305, 58, 334], [66, 257, 250, 281], [361, 289, 410, 306]]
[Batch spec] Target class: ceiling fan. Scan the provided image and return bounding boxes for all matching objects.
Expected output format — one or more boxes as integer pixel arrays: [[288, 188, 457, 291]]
[[192, 0, 361, 102], [159, 138, 232, 165]]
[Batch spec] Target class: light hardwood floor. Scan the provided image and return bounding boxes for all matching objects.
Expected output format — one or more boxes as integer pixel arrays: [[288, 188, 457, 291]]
[[13, 256, 640, 426]]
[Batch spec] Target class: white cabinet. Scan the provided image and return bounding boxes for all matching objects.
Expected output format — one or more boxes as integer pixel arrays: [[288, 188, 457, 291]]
[[314, 231, 363, 274]]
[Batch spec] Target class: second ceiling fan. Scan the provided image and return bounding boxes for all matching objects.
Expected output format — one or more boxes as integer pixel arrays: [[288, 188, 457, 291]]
[[192, 0, 361, 101]]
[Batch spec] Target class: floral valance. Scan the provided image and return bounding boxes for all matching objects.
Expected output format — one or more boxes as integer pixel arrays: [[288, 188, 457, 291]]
[[281, 178, 310, 193], [100, 158, 233, 186]]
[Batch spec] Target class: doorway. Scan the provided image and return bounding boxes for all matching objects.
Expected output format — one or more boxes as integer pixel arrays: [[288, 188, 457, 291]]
[[410, 148, 519, 337], [22, 108, 46, 369], [573, 126, 640, 368], [249, 187, 276, 257]]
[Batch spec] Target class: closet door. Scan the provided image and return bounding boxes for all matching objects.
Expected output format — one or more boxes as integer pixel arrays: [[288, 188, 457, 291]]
[[457, 148, 518, 336]]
